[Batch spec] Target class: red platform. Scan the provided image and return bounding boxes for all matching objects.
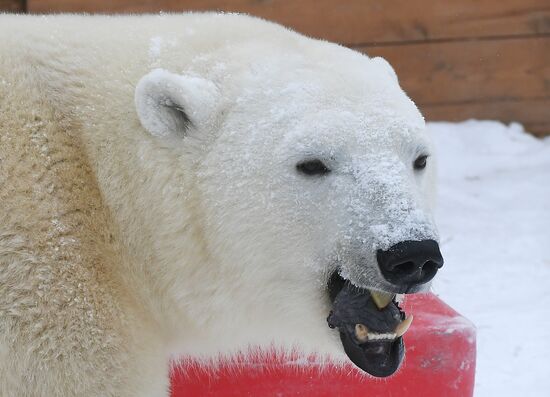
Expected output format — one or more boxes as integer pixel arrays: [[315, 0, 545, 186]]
[[171, 293, 476, 396]]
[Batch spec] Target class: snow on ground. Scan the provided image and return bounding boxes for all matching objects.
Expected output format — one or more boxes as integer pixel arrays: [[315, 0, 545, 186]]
[[429, 120, 550, 397]]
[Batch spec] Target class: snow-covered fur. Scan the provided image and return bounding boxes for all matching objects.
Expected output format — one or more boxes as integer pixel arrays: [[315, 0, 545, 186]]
[[0, 13, 438, 396]]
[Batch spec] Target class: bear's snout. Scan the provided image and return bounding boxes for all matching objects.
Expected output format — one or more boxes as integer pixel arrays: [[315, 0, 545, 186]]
[[376, 240, 443, 292]]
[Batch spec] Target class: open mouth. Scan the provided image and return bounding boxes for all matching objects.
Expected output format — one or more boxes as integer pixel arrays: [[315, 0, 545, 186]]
[[326, 271, 412, 377]]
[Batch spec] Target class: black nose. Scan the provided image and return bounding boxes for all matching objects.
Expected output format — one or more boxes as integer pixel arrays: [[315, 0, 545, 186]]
[[377, 240, 443, 290]]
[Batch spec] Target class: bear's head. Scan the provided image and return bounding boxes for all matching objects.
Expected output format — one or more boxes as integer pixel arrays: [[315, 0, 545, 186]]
[[134, 41, 442, 376]]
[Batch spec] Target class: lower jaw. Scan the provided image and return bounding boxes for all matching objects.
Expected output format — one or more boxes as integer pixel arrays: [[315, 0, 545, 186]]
[[339, 330, 404, 377], [327, 270, 407, 377]]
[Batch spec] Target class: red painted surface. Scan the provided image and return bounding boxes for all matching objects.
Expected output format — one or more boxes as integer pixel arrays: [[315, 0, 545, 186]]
[[171, 293, 476, 396]]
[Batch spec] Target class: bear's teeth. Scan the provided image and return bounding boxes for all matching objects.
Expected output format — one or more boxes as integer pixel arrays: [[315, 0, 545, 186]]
[[355, 324, 398, 342], [395, 315, 414, 337], [370, 290, 395, 309], [355, 324, 369, 343], [366, 332, 397, 341]]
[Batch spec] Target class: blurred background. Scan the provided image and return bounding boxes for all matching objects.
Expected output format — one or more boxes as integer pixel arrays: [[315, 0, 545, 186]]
[[1, 0, 549, 137], [2, 1, 549, 396]]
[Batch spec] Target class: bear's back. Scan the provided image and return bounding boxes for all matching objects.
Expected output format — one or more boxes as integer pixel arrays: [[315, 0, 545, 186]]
[[0, 16, 142, 395]]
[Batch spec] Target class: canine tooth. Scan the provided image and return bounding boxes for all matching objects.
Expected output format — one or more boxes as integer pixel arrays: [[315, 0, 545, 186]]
[[355, 324, 369, 343], [370, 291, 395, 309], [395, 315, 414, 337]]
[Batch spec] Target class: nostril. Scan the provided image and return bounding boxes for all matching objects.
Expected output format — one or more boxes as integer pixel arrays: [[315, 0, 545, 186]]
[[420, 260, 439, 281], [392, 261, 417, 278]]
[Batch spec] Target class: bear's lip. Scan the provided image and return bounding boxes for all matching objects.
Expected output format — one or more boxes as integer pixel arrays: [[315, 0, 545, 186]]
[[326, 270, 409, 377]]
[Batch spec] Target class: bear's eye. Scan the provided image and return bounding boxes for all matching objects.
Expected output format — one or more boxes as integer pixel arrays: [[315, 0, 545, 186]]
[[296, 159, 331, 176], [413, 155, 428, 171]]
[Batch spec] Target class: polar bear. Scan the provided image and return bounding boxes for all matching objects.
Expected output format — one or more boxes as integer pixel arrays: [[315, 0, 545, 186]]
[[0, 13, 442, 396]]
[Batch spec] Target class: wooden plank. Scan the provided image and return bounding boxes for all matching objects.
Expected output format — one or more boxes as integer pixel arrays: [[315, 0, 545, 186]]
[[27, 0, 550, 45], [0, 0, 25, 12], [422, 97, 550, 137], [361, 36, 550, 104], [21, 1, 550, 136]]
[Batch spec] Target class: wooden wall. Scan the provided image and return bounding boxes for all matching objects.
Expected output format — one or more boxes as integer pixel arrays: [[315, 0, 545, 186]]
[[3, 1, 550, 136], [0, 0, 24, 12]]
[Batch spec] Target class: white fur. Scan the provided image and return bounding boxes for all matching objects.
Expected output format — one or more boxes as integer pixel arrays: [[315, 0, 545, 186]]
[[0, 13, 438, 396], [135, 69, 220, 138]]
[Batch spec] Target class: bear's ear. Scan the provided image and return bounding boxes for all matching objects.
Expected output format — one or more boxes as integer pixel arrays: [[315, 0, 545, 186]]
[[370, 57, 398, 83], [135, 68, 220, 139]]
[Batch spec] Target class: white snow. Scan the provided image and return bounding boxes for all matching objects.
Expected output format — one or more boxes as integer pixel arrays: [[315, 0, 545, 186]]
[[429, 120, 550, 397], [148, 35, 178, 67], [148, 36, 164, 64]]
